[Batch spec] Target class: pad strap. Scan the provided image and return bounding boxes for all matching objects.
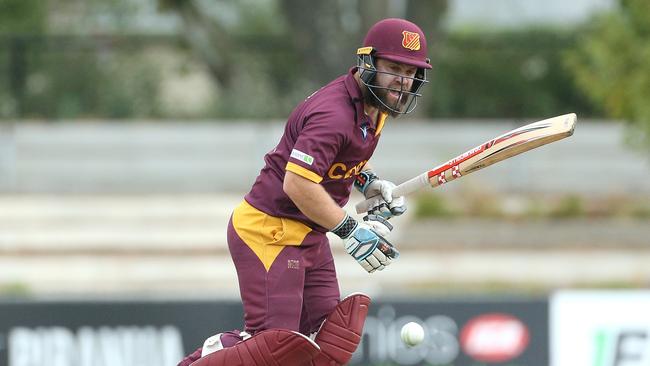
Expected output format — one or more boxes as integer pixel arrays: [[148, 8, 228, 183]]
[[190, 329, 319, 366]]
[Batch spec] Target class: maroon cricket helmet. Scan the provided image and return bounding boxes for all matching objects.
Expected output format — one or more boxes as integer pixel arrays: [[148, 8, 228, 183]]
[[362, 18, 432, 70], [356, 18, 431, 115]]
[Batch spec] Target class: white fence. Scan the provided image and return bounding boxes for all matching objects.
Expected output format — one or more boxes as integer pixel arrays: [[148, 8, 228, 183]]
[[0, 119, 648, 194]]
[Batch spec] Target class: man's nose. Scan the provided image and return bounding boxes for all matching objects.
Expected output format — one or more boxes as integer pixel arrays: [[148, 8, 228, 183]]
[[394, 74, 411, 88]]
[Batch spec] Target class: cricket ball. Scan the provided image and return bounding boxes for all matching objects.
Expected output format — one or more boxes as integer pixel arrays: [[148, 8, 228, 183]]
[[400, 321, 425, 347]]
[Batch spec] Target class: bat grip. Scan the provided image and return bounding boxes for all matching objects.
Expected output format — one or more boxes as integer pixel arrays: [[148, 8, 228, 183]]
[[354, 173, 429, 214]]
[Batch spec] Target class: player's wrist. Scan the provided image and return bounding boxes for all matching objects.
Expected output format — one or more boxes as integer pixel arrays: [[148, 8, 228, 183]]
[[331, 214, 358, 239]]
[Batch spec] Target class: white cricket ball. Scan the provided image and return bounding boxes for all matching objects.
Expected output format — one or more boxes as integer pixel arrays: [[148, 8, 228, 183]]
[[400, 321, 425, 347]]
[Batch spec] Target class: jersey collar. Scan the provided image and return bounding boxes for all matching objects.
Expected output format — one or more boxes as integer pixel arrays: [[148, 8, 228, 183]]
[[344, 67, 388, 137], [344, 67, 368, 127]]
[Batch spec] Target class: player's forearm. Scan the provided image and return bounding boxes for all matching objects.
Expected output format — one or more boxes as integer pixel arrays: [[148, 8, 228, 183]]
[[283, 171, 346, 230]]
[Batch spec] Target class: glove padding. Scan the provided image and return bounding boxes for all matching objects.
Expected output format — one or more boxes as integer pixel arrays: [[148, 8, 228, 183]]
[[362, 214, 392, 237], [332, 214, 399, 273], [355, 171, 406, 219]]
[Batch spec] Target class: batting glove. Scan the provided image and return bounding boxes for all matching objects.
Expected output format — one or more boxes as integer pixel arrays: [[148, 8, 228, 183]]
[[332, 214, 399, 273], [354, 171, 406, 219]]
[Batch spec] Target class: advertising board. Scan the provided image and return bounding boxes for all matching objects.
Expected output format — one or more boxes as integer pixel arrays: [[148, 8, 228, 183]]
[[551, 290, 650, 366], [0, 297, 548, 366]]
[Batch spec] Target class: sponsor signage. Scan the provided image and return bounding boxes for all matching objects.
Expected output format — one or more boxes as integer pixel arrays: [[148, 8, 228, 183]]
[[351, 298, 547, 365], [460, 313, 530, 363], [0, 297, 547, 366], [551, 290, 650, 366], [8, 326, 182, 366], [0, 299, 244, 366]]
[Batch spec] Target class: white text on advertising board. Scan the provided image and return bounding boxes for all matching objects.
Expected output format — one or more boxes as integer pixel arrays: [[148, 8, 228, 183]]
[[9, 325, 183, 366]]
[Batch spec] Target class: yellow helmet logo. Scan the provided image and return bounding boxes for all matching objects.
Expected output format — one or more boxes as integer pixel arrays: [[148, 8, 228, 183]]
[[401, 31, 421, 51]]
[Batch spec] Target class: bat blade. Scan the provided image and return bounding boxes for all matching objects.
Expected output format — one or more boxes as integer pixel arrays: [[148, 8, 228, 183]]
[[355, 113, 577, 214]]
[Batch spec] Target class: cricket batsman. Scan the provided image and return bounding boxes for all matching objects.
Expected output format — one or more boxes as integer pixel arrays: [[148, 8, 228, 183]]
[[178, 17, 432, 366]]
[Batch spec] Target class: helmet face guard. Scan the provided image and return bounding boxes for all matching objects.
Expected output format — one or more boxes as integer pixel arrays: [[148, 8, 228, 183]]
[[356, 47, 428, 115], [356, 18, 432, 115]]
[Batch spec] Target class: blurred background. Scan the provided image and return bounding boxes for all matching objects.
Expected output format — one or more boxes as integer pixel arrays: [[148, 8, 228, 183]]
[[1, 0, 649, 365]]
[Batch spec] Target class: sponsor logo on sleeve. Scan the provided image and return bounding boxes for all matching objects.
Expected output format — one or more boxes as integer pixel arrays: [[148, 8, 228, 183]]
[[290, 149, 314, 166]]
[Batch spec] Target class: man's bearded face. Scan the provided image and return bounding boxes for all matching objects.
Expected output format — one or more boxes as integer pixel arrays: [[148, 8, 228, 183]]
[[362, 58, 417, 117]]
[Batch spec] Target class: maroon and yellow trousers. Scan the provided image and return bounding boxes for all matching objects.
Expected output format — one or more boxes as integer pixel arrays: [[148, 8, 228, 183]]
[[228, 200, 340, 336]]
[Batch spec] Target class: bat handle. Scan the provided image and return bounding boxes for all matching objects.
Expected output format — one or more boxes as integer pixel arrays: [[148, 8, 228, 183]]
[[354, 195, 382, 214], [354, 173, 429, 214]]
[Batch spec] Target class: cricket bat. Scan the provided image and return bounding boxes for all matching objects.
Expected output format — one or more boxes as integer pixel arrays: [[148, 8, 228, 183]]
[[355, 113, 577, 214]]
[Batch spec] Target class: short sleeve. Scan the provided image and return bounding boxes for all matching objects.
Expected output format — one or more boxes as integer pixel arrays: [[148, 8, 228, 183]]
[[286, 111, 346, 184]]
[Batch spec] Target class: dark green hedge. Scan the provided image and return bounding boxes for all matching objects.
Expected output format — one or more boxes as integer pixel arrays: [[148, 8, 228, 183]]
[[426, 28, 600, 119]]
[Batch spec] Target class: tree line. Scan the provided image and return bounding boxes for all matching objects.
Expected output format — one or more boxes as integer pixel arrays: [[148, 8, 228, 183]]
[[0, 0, 648, 149]]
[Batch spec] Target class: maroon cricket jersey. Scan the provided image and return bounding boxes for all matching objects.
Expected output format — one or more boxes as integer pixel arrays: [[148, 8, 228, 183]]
[[244, 68, 387, 232]]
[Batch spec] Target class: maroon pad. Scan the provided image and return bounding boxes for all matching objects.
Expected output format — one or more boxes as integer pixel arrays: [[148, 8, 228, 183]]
[[190, 329, 320, 366], [311, 293, 371, 365]]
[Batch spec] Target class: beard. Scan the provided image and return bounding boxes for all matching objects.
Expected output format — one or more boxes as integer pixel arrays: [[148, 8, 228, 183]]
[[361, 84, 409, 118]]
